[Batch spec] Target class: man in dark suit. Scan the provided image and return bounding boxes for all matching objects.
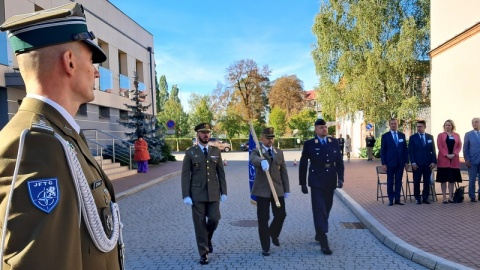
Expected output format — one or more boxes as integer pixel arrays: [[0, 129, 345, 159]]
[[181, 123, 227, 265], [381, 118, 409, 206], [408, 120, 437, 204], [338, 134, 345, 157], [250, 127, 290, 256], [0, 4, 123, 269], [299, 119, 344, 255]]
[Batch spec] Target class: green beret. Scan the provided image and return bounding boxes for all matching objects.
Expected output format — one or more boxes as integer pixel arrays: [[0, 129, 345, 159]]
[[262, 127, 275, 138], [195, 123, 212, 132], [315, 119, 326, 126], [0, 3, 106, 63]]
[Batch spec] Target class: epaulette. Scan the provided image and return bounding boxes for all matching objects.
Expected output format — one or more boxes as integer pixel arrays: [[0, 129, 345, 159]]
[[29, 114, 54, 135]]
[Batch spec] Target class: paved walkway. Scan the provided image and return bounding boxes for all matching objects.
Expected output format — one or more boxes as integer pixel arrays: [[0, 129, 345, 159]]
[[111, 152, 478, 269]]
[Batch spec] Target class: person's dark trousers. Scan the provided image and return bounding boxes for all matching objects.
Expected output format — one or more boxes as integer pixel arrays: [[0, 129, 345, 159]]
[[340, 148, 344, 157], [413, 165, 431, 201], [387, 165, 404, 202], [310, 187, 334, 236], [192, 201, 220, 256], [256, 196, 286, 251]]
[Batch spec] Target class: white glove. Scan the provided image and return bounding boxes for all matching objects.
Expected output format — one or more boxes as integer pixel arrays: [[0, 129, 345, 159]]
[[183, 197, 193, 205], [284, 192, 290, 199], [220, 194, 227, 202], [261, 160, 269, 171]]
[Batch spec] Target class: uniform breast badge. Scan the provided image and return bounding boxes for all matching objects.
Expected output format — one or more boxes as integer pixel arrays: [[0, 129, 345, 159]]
[[27, 178, 60, 213]]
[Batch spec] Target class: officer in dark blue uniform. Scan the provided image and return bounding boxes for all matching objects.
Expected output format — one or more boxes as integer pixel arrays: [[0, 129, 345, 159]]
[[299, 119, 344, 255]]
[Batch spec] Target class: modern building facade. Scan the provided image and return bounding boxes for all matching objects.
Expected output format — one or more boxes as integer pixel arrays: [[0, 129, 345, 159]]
[[0, 0, 156, 139], [430, 1, 480, 145]]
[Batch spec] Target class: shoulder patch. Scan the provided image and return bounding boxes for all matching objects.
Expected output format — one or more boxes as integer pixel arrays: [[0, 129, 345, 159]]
[[27, 178, 60, 213]]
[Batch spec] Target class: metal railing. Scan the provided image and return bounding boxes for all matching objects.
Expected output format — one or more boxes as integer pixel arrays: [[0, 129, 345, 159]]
[[81, 129, 134, 169]]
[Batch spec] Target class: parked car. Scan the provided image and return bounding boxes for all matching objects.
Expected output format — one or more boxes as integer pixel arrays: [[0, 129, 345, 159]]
[[208, 138, 231, 152], [240, 141, 249, 151]]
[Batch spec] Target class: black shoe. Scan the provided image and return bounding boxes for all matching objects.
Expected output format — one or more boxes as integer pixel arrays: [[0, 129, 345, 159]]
[[394, 201, 404, 205], [262, 250, 270, 256], [271, 236, 280, 247], [208, 243, 213, 253], [199, 254, 209, 265], [319, 235, 332, 255], [321, 245, 332, 255], [471, 198, 477, 202], [388, 201, 393, 206], [415, 200, 421, 204], [423, 200, 431, 204]]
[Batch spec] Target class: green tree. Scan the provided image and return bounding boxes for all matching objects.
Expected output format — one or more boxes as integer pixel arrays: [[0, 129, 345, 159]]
[[157, 98, 189, 138], [157, 75, 169, 113], [288, 109, 317, 140], [170, 84, 181, 104], [217, 112, 247, 141], [188, 93, 213, 127], [268, 75, 305, 119], [269, 107, 287, 147], [311, 0, 430, 124]]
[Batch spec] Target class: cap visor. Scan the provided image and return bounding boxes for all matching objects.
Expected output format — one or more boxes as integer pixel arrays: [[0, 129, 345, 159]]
[[84, 40, 106, 63]]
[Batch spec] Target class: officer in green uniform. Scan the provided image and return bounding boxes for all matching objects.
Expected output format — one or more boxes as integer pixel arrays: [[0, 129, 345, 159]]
[[181, 123, 227, 265], [0, 3, 122, 269]]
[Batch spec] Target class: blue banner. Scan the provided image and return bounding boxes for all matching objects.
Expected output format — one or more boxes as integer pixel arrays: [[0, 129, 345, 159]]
[[248, 132, 257, 203]]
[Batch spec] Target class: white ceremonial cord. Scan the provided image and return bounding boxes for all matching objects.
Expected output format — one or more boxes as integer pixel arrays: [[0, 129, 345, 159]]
[[0, 129, 30, 270], [0, 127, 122, 270], [55, 133, 121, 252]]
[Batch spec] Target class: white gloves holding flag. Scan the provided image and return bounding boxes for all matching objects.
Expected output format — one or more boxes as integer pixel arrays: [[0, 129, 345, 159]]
[[261, 160, 269, 171]]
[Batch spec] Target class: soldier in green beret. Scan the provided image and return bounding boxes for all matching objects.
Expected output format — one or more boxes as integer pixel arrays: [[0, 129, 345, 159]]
[[181, 123, 227, 265], [0, 3, 122, 269]]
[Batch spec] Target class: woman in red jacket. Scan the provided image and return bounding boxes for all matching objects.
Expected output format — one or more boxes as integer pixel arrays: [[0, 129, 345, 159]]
[[134, 135, 150, 173], [436, 119, 462, 203]]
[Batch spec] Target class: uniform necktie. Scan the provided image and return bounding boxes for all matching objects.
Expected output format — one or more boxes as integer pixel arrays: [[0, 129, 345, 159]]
[[420, 133, 425, 146], [393, 132, 398, 146], [268, 149, 273, 160], [203, 147, 208, 158], [322, 140, 326, 146]]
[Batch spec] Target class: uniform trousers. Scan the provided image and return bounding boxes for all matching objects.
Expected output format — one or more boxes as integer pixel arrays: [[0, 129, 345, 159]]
[[191, 201, 220, 256], [467, 163, 480, 199], [256, 196, 286, 251], [387, 165, 404, 202], [310, 187, 334, 235], [413, 165, 431, 201]]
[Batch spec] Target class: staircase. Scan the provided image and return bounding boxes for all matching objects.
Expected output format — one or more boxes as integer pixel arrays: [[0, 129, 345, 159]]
[[95, 156, 137, 180]]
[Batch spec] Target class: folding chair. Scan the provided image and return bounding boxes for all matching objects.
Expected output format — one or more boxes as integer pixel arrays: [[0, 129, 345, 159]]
[[405, 165, 436, 202], [376, 165, 406, 204]]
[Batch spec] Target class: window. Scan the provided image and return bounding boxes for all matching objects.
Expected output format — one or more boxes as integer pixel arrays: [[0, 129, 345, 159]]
[[119, 110, 129, 121], [99, 106, 110, 119], [77, 104, 87, 116]]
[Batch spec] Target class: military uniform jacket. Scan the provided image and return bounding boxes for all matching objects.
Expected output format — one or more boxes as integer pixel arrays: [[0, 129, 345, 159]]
[[181, 145, 227, 202], [250, 147, 290, 198], [299, 137, 344, 190], [0, 98, 120, 269]]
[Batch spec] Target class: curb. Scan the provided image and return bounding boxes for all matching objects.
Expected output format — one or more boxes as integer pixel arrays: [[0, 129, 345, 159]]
[[335, 188, 473, 270], [116, 171, 181, 200]]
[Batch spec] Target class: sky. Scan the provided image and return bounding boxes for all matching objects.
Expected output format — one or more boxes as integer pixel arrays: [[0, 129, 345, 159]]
[[109, 0, 321, 111]]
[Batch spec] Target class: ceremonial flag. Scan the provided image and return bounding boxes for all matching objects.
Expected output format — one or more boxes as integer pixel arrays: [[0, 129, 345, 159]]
[[248, 131, 257, 204]]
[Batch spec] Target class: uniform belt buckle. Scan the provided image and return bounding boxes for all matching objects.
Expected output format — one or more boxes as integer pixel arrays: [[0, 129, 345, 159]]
[[324, 164, 331, 168]]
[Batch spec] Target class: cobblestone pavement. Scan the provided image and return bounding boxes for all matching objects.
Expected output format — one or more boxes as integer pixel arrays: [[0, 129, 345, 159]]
[[117, 152, 427, 270]]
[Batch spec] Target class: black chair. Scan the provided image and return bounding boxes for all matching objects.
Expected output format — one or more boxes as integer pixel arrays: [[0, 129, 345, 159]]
[[376, 165, 406, 204], [405, 165, 436, 202]]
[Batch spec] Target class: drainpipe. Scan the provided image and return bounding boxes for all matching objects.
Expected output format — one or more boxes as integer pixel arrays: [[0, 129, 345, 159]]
[[147, 47, 155, 116]]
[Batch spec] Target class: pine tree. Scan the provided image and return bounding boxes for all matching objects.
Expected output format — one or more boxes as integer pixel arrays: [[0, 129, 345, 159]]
[[118, 73, 165, 164]]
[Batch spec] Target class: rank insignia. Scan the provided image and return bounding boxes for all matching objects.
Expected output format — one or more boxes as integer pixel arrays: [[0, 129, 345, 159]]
[[315, 139, 318, 144], [27, 178, 59, 213], [328, 138, 332, 143]]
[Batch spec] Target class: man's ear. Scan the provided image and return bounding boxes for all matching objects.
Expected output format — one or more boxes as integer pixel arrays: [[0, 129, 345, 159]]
[[62, 50, 75, 76]]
